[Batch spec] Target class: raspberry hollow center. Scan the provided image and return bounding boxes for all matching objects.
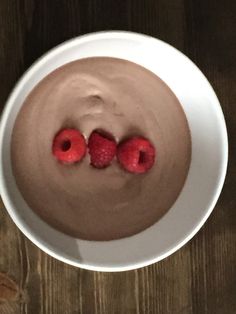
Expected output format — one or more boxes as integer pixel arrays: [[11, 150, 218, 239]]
[[138, 151, 146, 164], [61, 140, 71, 152]]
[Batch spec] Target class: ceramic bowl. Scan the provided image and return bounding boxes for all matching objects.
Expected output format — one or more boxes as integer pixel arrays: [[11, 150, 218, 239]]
[[0, 31, 228, 271]]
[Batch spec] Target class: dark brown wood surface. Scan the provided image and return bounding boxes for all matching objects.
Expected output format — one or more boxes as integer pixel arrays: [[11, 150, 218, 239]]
[[0, 1, 235, 313]]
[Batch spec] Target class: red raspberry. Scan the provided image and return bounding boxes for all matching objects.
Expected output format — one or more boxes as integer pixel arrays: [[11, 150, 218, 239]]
[[117, 137, 155, 174], [88, 131, 116, 168], [52, 128, 86, 164]]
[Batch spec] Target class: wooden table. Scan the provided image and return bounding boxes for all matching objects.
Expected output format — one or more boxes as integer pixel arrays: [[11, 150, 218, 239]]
[[0, 1, 235, 313]]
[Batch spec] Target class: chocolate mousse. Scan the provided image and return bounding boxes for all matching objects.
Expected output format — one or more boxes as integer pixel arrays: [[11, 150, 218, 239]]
[[11, 57, 191, 241]]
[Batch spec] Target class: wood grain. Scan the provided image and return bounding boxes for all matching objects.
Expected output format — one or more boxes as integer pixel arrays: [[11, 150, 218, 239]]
[[0, 1, 235, 313]]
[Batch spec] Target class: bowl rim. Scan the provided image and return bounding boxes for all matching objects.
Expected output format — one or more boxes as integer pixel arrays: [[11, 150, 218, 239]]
[[0, 31, 228, 271]]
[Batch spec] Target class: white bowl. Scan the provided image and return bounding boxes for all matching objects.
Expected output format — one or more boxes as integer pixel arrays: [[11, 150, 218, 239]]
[[0, 31, 228, 271]]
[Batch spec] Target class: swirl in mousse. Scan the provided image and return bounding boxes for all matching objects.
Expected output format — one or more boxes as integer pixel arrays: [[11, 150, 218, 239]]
[[11, 57, 191, 241]]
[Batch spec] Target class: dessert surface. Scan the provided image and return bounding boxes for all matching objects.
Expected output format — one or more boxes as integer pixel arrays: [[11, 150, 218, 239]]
[[11, 57, 191, 241]]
